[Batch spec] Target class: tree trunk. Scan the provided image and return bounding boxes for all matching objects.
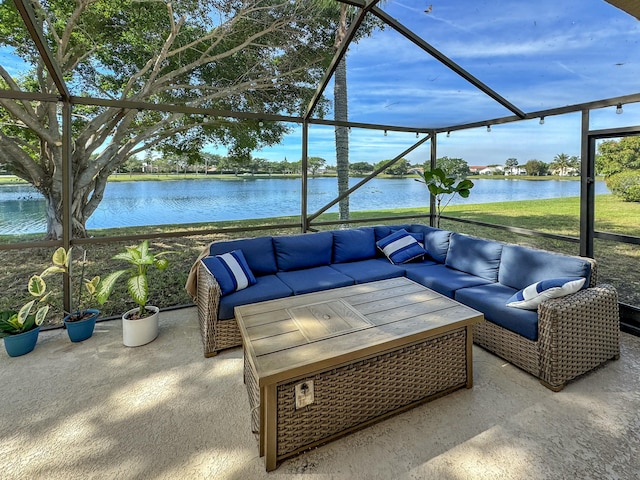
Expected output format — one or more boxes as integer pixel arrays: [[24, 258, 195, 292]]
[[334, 46, 349, 221]]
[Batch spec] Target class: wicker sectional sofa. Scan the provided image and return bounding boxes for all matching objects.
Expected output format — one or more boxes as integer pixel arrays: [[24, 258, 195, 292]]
[[186, 223, 620, 391]]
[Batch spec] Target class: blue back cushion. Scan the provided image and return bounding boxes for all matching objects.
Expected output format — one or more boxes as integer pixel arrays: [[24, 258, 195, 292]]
[[498, 244, 592, 290], [445, 233, 503, 282], [208, 236, 276, 276], [373, 224, 413, 242], [409, 225, 452, 263], [333, 227, 376, 263], [273, 231, 334, 271]]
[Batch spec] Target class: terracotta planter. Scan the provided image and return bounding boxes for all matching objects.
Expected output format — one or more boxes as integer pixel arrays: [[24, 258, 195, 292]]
[[3, 326, 40, 357], [122, 306, 159, 347]]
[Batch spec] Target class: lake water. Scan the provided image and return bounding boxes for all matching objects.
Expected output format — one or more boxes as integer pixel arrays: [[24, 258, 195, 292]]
[[0, 177, 610, 234]]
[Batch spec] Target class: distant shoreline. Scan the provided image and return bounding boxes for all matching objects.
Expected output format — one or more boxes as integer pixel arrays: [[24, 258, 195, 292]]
[[0, 172, 588, 185]]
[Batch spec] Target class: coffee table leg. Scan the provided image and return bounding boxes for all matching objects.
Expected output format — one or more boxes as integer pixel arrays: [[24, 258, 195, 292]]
[[466, 325, 474, 389], [264, 383, 278, 471], [259, 385, 265, 457]]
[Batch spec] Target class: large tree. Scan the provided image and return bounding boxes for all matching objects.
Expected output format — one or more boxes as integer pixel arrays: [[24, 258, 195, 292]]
[[0, 0, 339, 238], [429, 156, 470, 177], [524, 159, 549, 176], [596, 136, 640, 177]]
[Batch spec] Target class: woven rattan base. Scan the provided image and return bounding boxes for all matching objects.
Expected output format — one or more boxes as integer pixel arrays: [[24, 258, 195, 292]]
[[236, 278, 483, 471], [245, 328, 469, 469]]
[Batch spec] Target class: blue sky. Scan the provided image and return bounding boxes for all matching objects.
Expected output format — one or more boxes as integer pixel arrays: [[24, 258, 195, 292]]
[[253, 0, 640, 166], [2, 0, 640, 167]]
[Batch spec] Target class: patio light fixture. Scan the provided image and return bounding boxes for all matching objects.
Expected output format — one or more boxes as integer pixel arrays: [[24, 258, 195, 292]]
[[486, 125, 491, 132], [539, 116, 545, 125], [446, 131, 450, 137], [616, 103, 623, 114], [384, 129, 387, 136]]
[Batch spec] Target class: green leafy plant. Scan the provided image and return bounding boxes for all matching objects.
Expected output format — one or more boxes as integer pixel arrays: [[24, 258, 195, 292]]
[[606, 170, 640, 202], [422, 167, 474, 228], [53, 248, 110, 322], [0, 248, 67, 337], [97, 240, 171, 318]]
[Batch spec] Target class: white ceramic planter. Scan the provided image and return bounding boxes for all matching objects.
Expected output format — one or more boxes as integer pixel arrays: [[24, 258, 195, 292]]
[[122, 306, 159, 347]]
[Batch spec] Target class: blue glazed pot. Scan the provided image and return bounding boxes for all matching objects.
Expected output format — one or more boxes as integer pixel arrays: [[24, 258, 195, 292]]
[[3, 326, 40, 357], [64, 309, 99, 343]]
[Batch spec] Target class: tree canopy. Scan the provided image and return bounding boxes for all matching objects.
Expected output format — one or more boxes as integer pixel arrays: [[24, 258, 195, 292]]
[[0, 0, 342, 238], [430, 157, 470, 177], [597, 137, 640, 177]]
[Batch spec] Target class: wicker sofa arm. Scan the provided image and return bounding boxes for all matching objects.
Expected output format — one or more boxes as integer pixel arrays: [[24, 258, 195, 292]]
[[537, 284, 620, 390], [197, 262, 224, 357]]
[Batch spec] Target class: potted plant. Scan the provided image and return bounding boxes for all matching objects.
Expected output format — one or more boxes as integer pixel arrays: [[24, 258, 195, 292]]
[[0, 249, 66, 357], [97, 240, 171, 347], [56, 248, 109, 342], [421, 167, 475, 228]]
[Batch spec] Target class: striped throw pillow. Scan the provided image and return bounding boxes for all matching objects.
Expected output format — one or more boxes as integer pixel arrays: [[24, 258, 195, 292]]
[[200, 250, 257, 296], [376, 229, 427, 265], [506, 277, 586, 310]]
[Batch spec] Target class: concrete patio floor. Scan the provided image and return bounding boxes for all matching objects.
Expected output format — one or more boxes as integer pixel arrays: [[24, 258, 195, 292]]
[[2, 307, 639, 480]]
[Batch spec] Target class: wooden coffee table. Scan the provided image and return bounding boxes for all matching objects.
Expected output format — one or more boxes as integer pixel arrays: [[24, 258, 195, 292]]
[[235, 277, 483, 471]]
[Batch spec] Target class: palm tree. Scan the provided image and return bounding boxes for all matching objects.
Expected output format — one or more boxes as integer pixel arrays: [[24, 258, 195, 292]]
[[550, 153, 572, 176], [334, 3, 350, 221], [314, 2, 384, 222]]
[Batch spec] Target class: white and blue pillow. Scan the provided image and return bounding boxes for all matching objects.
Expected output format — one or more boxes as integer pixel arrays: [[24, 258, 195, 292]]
[[200, 249, 257, 296], [506, 277, 586, 310], [377, 228, 427, 265]]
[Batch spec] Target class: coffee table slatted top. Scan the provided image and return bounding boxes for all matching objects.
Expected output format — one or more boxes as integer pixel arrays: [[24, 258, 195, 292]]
[[235, 277, 483, 385]]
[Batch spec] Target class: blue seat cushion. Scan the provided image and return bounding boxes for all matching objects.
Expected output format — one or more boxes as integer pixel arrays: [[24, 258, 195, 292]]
[[445, 233, 503, 282], [208, 236, 277, 276], [330, 258, 406, 283], [276, 266, 354, 295], [498, 244, 592, 290], [405, 264, 494, 298], [455, 283, 539, 341], [333, 227, 376, 263], [273, 231, 334, 271], [409, 225, 452, 263], [401, 258, 438, 270], [218, 275, 293, 320]]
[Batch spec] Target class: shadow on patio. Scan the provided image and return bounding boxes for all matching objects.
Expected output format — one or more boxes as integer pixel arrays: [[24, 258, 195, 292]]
[[2, 307, 639, 479]]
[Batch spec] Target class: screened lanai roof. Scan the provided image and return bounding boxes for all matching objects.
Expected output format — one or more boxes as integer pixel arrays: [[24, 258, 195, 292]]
[[2, 0, 640, 134], [313, 0, 640, 131]]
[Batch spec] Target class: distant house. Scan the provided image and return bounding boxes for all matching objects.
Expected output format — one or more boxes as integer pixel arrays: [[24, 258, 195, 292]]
[[505, 166, 527, 175], [479, 165, 504, 175], [468, 166, 484, 175]]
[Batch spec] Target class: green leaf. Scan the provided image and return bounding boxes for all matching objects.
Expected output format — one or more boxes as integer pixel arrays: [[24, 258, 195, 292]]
[[95, 270, 126, 305], [27, 275, 47, 297], [18, 300, 35, 325], [85, 276, 100, 296], [457, 179, 475, 190], [127, 274, 148, 308], [35, 306, 49, 326], [41, 265, 66, 277], [51, 247, 69, 268], [113, 251, 137, 264], [155, 258, 169, 271]]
